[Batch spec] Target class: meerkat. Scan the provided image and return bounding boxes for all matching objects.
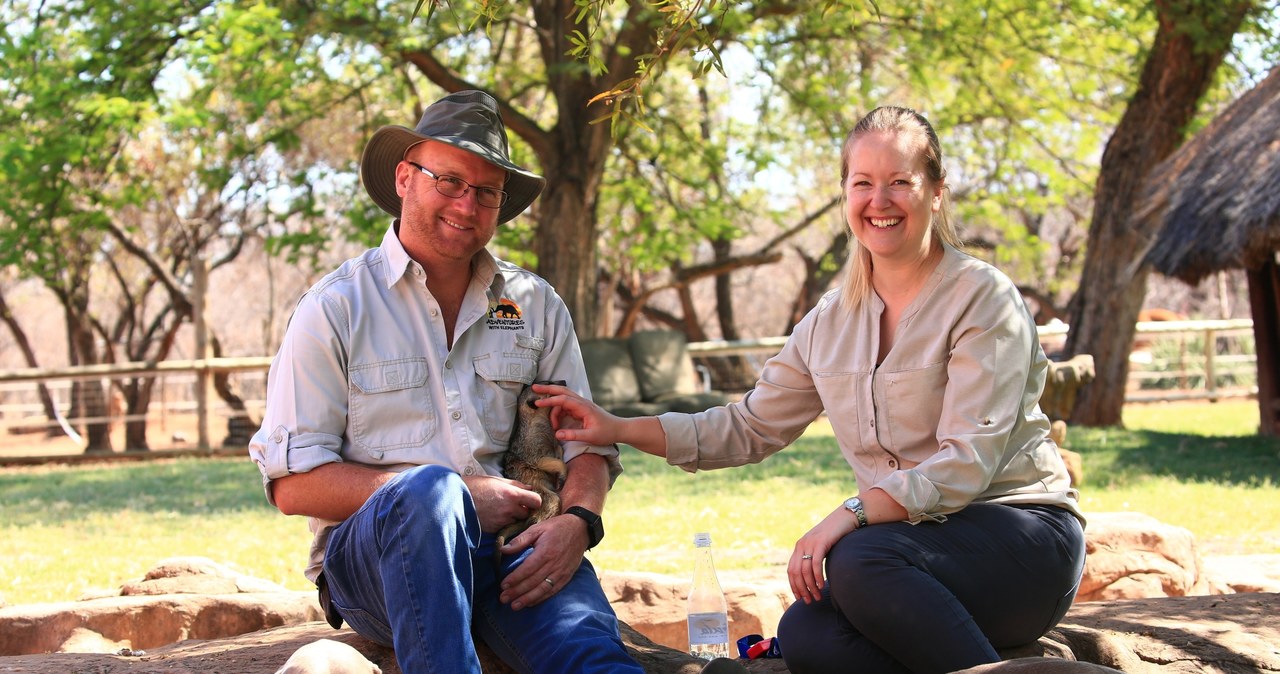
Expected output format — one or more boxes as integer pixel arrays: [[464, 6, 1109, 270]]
[[495, 380, 567, 566]]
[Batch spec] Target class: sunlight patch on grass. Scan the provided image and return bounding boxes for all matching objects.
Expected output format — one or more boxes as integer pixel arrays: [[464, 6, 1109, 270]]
[[3, 404, 1278, 605]]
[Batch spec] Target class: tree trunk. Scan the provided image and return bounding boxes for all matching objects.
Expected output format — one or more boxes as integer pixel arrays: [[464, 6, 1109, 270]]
[[0, 287, 61, 436], [535, 157, 601, 336], [123, 379, 152, 451], [526, 0, 616, 338], [64, 304, 113, 453], [1064, 0, 1253, 426]]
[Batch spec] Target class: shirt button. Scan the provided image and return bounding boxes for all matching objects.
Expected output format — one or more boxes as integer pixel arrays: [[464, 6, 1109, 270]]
[[270, 433, 282, 443], [445, 360, 452, 369], [869, 420, 875, 428], [451, 411, 462, 421], [888, 459, 897, 468], [370, 450, 384, 460], [464, 465, 476, 476], [431, 309, 439, 317]]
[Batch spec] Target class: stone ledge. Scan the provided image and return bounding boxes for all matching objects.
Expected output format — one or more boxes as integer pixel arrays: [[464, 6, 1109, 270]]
[[3, 594, 1276, 673]]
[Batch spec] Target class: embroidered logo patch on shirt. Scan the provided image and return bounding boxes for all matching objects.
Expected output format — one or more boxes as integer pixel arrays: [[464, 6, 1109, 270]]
[[487, 298, 525, 330]]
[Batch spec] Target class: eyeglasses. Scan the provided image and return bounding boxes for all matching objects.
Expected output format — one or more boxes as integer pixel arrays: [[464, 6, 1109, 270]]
[[406, 161, 508, 209]]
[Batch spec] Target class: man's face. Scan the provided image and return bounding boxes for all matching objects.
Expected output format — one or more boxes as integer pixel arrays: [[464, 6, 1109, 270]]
[[394, 140, 507, 267]]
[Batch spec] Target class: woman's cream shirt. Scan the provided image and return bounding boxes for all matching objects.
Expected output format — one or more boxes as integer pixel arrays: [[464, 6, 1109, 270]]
[[659, 245, 1083, 524]]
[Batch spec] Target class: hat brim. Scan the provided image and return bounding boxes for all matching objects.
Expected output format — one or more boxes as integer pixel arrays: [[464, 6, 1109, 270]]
[[361, 126, 545, 225]]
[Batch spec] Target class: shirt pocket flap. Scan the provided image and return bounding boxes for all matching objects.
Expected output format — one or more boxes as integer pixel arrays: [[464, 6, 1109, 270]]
[[473, 355, 537, 385], [350, 359, 429, 394]]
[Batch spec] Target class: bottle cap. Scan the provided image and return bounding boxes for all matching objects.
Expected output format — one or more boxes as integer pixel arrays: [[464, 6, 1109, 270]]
[[694, 532, 711, 547]]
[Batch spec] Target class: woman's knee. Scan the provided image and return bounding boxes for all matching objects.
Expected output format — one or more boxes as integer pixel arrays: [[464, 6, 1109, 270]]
[[777, 597, 837, 671], [825, 527, 908, 608]]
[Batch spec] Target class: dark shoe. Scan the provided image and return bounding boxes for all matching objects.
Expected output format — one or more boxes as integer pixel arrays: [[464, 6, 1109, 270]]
[[700, 657, 749, 673]]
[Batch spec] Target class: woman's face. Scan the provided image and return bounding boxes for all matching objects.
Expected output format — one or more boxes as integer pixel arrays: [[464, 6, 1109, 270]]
[[842, 130, 943, 265]]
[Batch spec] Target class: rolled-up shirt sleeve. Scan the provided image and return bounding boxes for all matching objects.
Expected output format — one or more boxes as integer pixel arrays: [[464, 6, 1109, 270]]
[[247, 292, 350, 503], [659, 313, 826, 473]]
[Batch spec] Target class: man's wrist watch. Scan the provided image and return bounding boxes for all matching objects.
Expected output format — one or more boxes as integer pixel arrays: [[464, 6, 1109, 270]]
[[843, 497, 868, 529], [565, 506, 605, 549]]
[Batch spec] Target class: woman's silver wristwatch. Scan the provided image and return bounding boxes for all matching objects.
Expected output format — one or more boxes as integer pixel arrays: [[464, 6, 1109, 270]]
[[843, 496, 868, 529]]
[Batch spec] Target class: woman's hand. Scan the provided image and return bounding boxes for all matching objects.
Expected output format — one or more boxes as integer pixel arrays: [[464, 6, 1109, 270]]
[[533, 383, 670, 457], [788, 505, 859, 604], [532, 382, 624, 446]]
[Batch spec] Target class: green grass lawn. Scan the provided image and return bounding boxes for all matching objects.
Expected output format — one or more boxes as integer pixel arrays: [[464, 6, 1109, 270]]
[[2, 399, 1276, 606]]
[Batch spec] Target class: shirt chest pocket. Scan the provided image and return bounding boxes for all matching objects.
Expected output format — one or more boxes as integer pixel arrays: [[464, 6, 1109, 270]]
[[348, 358, 436, 454], [879, 360, 948, 450], [473, 352, 538, 446]]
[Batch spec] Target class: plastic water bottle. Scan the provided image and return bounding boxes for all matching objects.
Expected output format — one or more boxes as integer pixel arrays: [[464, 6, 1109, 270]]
[[687, 532, 731, 660]]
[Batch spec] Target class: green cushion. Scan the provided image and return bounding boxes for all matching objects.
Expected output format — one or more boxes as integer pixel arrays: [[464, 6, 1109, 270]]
[[579, 338, 641, 407], [627, 330, 697, 401]]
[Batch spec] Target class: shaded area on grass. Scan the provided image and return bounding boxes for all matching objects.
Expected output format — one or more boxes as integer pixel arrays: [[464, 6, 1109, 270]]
[[1072, 426, 1280, 488], [0, 457, 274, 527]]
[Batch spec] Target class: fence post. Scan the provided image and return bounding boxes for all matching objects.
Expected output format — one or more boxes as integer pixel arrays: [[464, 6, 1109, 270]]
[[193, 258, 211, 454], [1204, 327, 1218, 403]]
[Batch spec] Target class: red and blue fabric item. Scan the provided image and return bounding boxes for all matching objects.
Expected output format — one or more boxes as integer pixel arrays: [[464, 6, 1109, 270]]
[[736, 634, 783, 659]]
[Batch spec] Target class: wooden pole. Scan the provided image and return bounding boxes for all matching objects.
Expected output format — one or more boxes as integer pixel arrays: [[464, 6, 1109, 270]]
[[192, 258, 211, 453]]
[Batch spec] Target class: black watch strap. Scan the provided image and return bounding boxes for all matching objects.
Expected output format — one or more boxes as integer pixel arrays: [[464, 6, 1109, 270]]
[[564, 505, 604, 549]]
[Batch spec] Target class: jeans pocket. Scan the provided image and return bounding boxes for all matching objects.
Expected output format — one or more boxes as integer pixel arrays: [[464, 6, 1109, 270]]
[[332, 600, 395, 647]]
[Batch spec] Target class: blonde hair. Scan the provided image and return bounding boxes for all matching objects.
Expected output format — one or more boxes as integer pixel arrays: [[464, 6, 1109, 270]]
[[838, 106, 961, 313]]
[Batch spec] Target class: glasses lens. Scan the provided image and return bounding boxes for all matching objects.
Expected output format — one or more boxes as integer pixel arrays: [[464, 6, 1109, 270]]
[[433, 175, 466, 199], [475, 189, 507, 208]]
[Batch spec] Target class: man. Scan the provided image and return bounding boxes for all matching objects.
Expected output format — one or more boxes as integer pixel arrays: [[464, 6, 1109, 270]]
[[249, 90, 642, 673]]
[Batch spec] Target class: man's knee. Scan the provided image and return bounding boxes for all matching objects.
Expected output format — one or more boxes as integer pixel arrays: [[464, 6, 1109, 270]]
[[391, 464, 463, 498], [383, 464, 471, 520]]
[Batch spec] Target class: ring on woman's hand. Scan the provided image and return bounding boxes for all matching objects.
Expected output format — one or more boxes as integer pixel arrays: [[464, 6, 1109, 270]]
[[801, 554, 813, 560], [544, 577, 555, 588]]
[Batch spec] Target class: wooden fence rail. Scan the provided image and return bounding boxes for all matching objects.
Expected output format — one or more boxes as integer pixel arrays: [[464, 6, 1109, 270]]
[[0, 320, 1258, 454]]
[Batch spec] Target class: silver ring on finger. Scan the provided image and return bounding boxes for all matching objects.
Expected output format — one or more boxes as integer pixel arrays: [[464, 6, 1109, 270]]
[[801, 554, 813, 560], [544, 577, 555, 588]]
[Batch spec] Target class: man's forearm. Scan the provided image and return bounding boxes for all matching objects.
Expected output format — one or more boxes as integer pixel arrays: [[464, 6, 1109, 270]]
[[558, 452, 611, 512], [272, 462, 394, 521]]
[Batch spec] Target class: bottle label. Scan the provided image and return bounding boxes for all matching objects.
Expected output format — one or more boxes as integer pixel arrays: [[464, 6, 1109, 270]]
[[687, 611, 729, 645]]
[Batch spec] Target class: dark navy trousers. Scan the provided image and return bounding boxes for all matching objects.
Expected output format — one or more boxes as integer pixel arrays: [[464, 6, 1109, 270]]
[[778, 503, 1085, 674]]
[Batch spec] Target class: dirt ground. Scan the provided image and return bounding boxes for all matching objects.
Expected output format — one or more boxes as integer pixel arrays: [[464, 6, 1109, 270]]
[[0, 412, 239, 462]]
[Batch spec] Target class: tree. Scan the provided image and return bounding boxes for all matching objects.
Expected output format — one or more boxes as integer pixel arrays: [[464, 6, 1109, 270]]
[[1064, 0, 1264, 426], [0, 0, 368, 451]]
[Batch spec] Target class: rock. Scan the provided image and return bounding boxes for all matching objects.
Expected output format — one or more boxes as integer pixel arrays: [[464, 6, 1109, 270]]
[[1011, 593, 1280, 673], [954, 658, 1123, 673], [1076, 512, 1211, 602], [1040, 355, 1095, 422], [0, 557, 322, 656], [0, 621, 713, 673], [603, 572, 791, 653], [5, 594, 1279, 673], [1202, 554, 1280, 594], [4, 529, 1278, 673]]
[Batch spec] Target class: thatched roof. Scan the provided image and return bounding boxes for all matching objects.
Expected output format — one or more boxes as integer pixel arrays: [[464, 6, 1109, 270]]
[[1138, 66, 1280, 285]]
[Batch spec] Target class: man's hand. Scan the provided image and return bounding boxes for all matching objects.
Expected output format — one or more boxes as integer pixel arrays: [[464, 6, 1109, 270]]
[[462, 474, 542, 533], [496, 513, 590, 610]]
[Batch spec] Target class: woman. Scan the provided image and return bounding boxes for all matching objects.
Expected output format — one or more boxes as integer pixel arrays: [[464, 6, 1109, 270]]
[[537, 106, 1085, 673]]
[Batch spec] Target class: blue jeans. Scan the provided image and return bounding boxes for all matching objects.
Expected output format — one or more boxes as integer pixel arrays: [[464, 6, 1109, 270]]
[[778, 503, 1085, 674], [321, 464, 643, 674]]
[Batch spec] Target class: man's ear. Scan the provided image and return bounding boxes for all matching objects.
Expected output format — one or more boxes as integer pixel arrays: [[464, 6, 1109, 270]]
[[394, 161, 412, 199]]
